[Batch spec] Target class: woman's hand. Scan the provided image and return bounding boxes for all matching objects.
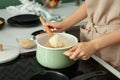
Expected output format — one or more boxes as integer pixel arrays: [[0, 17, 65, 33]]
[[44, 21, 71, 32], [64, 41, 98, 60]]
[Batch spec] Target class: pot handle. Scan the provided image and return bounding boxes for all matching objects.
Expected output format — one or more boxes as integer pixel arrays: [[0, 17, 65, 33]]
[[71, 70, 106, 80]]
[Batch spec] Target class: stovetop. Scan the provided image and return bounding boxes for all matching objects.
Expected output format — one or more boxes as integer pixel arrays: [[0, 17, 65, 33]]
[[0, 51, 119, 80], [0, 26, 119, 80]]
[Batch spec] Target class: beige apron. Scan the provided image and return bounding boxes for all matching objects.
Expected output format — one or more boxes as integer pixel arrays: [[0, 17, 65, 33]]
[[80, 0, 120, 71]]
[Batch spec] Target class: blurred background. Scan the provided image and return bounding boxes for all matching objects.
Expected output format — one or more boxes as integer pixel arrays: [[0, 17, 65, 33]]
[[0, 0, 76, 9]]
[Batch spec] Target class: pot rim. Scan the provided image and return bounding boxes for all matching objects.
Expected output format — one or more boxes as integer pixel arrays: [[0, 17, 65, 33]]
[[36, 33, 78, 50]]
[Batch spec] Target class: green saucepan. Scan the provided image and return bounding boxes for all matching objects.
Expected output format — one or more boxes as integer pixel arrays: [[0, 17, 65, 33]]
[[36, 33, 78, 69]]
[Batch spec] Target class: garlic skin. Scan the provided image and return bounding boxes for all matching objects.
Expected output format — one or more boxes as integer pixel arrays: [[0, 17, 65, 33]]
[[49, 34, 68, 48], [0, 43, 3, 51]]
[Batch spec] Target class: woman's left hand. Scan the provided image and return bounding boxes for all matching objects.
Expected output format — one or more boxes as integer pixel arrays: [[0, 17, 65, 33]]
[[64, 41, 98, 60]]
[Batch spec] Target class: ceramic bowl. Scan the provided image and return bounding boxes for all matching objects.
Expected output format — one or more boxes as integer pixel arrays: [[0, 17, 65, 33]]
[[0, 17, 5, 30]]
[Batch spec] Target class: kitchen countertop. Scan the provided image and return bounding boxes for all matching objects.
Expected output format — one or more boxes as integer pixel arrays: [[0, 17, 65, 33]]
[[0, 2, 80, 53], [0, 2, 120, 79]]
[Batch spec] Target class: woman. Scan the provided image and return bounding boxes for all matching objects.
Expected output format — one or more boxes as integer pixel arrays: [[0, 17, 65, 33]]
[[44, 0, 120, 71]]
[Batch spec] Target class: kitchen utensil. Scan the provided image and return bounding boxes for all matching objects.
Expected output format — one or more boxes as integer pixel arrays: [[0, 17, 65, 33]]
[[39, 16, 54, 38], [0, 45, 19, 64], [36, 33, 78, 69], [39, 16, 54, 47], [0, 17, 5, 30], [30, 70, 106, 80]]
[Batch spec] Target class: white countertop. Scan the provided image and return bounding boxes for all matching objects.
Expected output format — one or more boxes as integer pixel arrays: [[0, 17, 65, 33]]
[[0, 2, 120, 78], [0, 2, 79, 53]]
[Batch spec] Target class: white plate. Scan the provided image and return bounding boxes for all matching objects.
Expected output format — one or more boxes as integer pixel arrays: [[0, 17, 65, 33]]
[[0, 45, 19, 64]]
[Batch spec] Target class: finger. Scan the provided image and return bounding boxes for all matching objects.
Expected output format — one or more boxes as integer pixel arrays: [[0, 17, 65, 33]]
[[43, 28, 46, 31], [45, 22, 57, 29], [69, 45, 77, 52], [69, 48, 81, 60], [51, 28, 57, 32], [78, 51, 85, 58], [45, 26, 54, 37], [71, 57, 78, 61], [81, 56, 89, 60], [64, 50, 73, 56], [54, 28, 64, 32]]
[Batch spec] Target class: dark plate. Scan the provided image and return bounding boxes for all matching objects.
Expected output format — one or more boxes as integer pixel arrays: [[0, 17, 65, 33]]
[[11, 14, 39, 23], [7, 15, 40, 27]]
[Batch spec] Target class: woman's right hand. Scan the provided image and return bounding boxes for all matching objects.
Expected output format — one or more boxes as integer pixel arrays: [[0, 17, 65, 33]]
[[44, 21, 71, 32]]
